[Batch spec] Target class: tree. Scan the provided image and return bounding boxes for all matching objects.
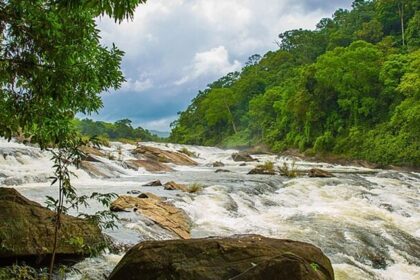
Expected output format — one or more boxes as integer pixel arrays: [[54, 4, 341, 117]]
[[0, 0, 145, 146]]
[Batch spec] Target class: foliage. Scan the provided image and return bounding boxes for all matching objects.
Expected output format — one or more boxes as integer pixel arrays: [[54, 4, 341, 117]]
[[278, 161, 298, 178], [178, 147, 198, 158], [187, 183, 204, 193], [170, 0, 420, 167], [256, 161, 275, 172], [45, 136, 118, 279], [0, 265, 48, 280], [74, 118, 164, 143]]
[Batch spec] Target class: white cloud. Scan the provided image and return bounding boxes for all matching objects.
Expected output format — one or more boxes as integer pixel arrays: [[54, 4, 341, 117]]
[[175, 46, 241, 85], [121, 77, 153, 92], [94, 0, 353, 130], [140, 116, 178, 131]]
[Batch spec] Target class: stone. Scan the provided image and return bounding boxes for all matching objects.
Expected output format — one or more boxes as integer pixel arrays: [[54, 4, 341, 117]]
[[308, 168, 334, 178], [232, 152, 257, 162], [125, 159, 174, 173], [133, 145, 197, 166], [0, 188, 103, 263], [110, 194, 190, 239], [212, 161, 225, 167], [248, 167, 276, 175], [142, 180, 163, 187], [164, 181, 188, 192], [108, 235, 334, 280], [215, 169, 231, 173]]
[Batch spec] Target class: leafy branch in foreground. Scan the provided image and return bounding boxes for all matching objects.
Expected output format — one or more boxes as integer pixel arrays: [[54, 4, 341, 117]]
[[46, 136, 118, 279]]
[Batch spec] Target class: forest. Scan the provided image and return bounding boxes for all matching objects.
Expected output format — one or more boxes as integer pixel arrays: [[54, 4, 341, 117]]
[[170, 0, 420, 167], [74, 118, 162, 143]]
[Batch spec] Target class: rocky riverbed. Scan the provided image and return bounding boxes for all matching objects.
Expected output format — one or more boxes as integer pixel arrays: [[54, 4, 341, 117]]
[[0, 138, 419, 279]]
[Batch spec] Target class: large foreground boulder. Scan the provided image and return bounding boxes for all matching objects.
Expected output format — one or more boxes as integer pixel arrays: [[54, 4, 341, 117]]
[[110, 193, 191, 239], [0, 188, 103, 263], [108, 235, 334, 280]]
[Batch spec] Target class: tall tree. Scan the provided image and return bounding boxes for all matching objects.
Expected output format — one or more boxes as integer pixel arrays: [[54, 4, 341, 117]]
[[0, 0, 146, 146]]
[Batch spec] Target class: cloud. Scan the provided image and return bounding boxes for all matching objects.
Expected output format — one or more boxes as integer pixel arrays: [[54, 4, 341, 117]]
[[121, 77, 153, 92], [93, 0, 353, 131], [175, 46, 241, 85]]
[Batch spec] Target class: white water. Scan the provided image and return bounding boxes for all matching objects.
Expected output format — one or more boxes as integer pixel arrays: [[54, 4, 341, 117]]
[[0, 139, 419, 280]]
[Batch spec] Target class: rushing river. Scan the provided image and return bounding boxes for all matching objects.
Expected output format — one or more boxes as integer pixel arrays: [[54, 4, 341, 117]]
[[0, 139, 419, 280]]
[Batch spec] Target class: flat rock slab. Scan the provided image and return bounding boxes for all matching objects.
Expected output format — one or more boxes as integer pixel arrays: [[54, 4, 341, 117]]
[[125, 159, 174, 173], [110, 194, 191, 239], [109, 235, 334, 280], [133, 145, 197, 166]]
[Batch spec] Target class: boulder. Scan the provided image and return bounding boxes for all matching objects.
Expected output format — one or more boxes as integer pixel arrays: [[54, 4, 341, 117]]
[[125, 159, 174, 173], [248, 167, 276, 175], [215, 169, 231, 173], [142, 180, 163, 187], [133, 145, 197, 166], [0, 188, 103, 263], [110, 194, 190, 239], [232, 152, 257, 162], [164, 181, 188, 192], [108, 235, 334, 280], [212, 161, 225, 167], [308, 168, 334, 178]]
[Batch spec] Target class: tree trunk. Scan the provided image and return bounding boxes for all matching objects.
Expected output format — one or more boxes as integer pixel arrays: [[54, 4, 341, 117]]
[[399, 2, 405, 46]]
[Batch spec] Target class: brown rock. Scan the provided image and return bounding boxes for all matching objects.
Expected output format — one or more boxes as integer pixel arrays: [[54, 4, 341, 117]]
[[164, 181, 188, 192], [232, 152, 257, 162], [80, 161, 112, 178], [110, 194, 190, 239], [108, 235, 334, 280], [142, 180, 163, 186], [133, 145, 197, 166], [0, 188, 103, 262], [308, 168, 334, 178], [212, 161, 225, 167], [248, 167, 276, 175], [125, 159, 174, 173], [215, 169, 231, 173]]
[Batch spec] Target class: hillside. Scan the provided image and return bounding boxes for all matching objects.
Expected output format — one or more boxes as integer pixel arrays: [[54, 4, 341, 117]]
[[170, 0, 420, 167]]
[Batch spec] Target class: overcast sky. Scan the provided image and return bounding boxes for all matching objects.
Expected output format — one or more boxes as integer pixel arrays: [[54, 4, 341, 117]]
[[91, 0, 353, 131]]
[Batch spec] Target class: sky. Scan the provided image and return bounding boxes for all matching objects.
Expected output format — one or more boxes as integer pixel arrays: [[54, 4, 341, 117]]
[[91, 0, 353, 132]]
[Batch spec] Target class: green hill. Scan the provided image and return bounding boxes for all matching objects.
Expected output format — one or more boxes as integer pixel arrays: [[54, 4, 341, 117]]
[[170, 0, 420, 167]]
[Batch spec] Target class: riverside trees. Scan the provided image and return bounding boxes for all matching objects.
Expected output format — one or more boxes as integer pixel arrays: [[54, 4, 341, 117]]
[[170, 0, 420, 166]]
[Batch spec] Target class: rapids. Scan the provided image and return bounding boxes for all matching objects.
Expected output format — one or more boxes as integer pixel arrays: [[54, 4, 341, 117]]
[[0, 138, 419, 280]]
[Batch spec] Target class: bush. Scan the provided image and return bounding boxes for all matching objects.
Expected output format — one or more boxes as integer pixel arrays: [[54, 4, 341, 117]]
[[187, 183, 204, 193]]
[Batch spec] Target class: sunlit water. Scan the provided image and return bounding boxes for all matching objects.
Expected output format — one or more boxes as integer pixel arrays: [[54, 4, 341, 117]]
[[0, 139, 419, 280]]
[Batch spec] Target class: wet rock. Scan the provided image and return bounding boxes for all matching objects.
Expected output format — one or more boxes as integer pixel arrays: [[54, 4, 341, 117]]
[[308, 168, 334, 178], [142, 180, 163, 187], [164, 181, 188, 192], [127, 190, 142, 195], [215, 169, 231, 173], [232, 152, 257, 162], [0, 188, 103, 262], [212, 161, 225, 167], [248, 167, 276, 175], [80, 161, 112, 178], [110, 193, 190, 239], [240, 163, 247, 166], [133, 145, 197, 166], [80, 145, 106, 158], [125, 159, 174, 173], [109, 235, 334, 280]]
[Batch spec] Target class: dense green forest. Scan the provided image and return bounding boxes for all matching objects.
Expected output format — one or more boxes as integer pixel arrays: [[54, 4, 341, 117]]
[[170, 0, 420, 166], [74, 118, 162, 143]]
